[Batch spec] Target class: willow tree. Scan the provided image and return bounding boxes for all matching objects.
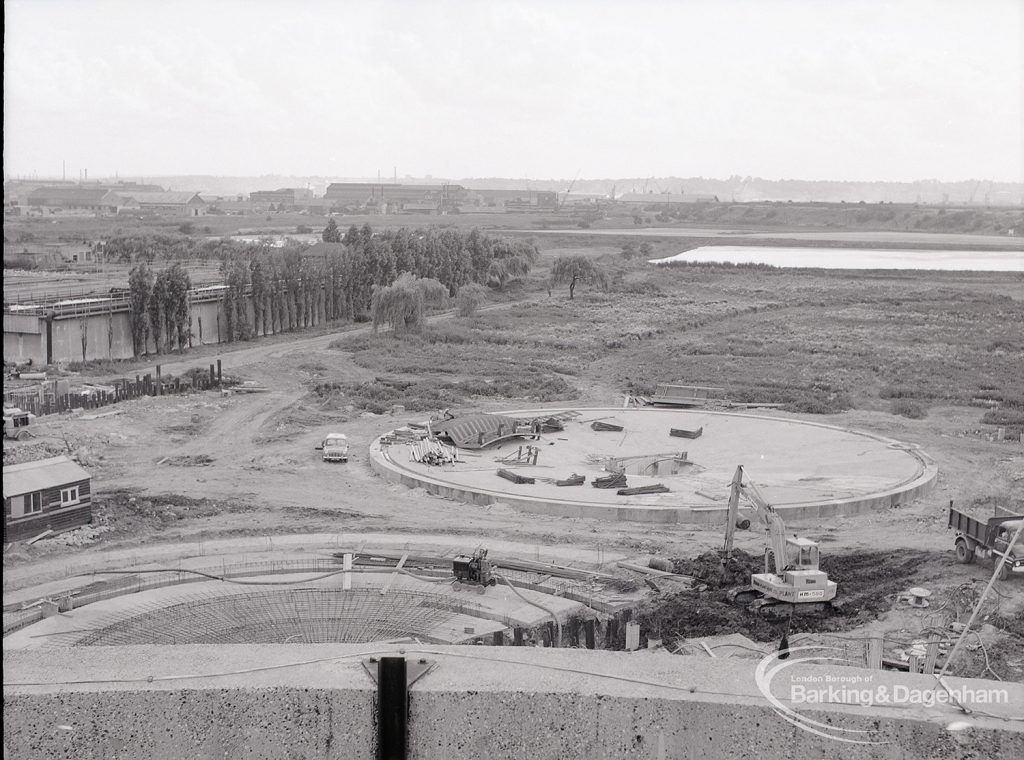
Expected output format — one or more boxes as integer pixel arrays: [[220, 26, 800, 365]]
[[455, 283, 489, 317], [485, 237, 538, 290], [550, 255, 608, 299], [371, 272, 448, 333]]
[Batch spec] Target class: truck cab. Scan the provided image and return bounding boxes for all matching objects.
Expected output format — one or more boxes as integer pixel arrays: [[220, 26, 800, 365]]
[[320, 433, 349, 463]]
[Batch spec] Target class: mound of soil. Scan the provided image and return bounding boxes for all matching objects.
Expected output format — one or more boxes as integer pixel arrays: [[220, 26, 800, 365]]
[[821, 549, 936, 620], [671, 549, 762, 588], [640, 548, 938, 644], [637, 588, 785, 642]]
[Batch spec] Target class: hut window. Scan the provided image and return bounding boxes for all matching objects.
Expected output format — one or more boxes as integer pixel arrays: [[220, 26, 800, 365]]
[[26, 492, 43, 514], [60, 487, 80, 506]]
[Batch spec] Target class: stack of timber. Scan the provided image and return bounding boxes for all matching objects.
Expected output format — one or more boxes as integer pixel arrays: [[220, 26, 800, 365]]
[[591, 421, 624, 432], [555, 473, 586, 487], [669, 427, 703, 439], [497, 468, 535, 485], [617, 484, 670, 496], [592, 472, 628, 489], [409, 438, 459, 465], [381, 428, 427, 445]]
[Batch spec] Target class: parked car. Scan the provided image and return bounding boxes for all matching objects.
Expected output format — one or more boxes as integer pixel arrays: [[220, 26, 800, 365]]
[[318, 433, 349, 463]]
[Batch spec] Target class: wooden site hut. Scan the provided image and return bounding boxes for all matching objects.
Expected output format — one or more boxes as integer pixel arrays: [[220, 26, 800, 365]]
[[3, 456, 92, 542]]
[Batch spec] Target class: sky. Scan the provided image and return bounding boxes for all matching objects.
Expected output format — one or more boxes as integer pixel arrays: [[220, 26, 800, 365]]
[[4, 0, 1022, 183]]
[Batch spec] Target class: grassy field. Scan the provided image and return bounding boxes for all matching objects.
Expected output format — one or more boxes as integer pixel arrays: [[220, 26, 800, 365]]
[[6, 201, 1021, 246], [326, 260, 1024, 430]]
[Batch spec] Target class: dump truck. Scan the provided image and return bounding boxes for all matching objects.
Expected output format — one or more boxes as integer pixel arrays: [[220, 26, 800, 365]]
[[949, 503, 1023, 580], [318, 433, 349, 463]]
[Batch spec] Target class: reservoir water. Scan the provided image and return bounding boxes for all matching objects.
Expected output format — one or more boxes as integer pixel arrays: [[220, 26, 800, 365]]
[[649, 246, 1023, 272]]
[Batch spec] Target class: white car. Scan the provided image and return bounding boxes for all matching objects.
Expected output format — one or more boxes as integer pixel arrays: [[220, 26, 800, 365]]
[[319, 433, 349, 463]]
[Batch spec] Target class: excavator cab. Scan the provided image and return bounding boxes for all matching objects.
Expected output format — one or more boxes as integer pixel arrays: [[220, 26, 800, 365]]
[[784, 537, 821, 571]]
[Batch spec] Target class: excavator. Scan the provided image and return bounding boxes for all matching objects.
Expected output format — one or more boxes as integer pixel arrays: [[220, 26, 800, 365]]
[[722, 465, 837, 618]]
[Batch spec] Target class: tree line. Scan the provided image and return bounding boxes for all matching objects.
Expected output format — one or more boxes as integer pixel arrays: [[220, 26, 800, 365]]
[[125, 224, 539, 355], [126, 263, 192, 356]]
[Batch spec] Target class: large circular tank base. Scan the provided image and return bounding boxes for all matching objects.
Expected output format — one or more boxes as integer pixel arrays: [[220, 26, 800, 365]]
[[371, 408, 937, 524]]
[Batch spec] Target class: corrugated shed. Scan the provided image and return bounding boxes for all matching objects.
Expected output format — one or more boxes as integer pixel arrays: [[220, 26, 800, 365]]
[[430, 414, 525, 449], [3, 456, 91, 498], [26, 187, 112, 205], [118, 191, 205, 206]]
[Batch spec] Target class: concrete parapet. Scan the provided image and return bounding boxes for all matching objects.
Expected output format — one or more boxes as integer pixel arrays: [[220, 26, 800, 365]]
[[4, 645, 1021, 759]]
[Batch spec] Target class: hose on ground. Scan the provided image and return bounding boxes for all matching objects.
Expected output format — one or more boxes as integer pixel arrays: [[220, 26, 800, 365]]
[[494, 570, 562, 646]]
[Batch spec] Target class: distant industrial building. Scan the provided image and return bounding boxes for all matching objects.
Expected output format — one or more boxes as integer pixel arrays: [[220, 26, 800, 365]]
[[617, 192, 719, 206], [503, 191, 559, 213], [3, 242, 96, 268], [323, 183, 468, 213], [122, 191, 207, 217], [459, 188, 560, 212], [250, 188, 296, 207], [249, 188, 320, 210], [3, 456, 93, 542], [10, 182, 207, 217], [24, 187, 129, 215]]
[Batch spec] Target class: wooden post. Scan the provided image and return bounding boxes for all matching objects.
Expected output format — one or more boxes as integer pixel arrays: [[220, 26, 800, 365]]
[[216, 359, 222, 383], [584, 619, 596, 649], [155, 365, 162, 396], [866, 636, 883, 670], [606, 618, 619, 649], [513, 628, 524, 646], [923, 634, 942, 675], [209, 364, 216, 385], [569, 617, 580, 647]]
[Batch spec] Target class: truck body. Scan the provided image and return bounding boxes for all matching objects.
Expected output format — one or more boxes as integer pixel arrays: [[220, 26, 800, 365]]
[[949, 505, 1023, 579]]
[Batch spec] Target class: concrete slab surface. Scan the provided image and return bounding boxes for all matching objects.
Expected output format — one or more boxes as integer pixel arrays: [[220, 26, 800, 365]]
[[373, 408, 937, 523]]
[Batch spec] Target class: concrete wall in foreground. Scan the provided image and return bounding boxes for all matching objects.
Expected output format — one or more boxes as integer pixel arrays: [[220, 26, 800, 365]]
[[4, 645, 1022, 760]]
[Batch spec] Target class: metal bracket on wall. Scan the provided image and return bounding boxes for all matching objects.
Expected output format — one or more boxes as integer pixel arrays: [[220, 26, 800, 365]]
[[361, 656, 435, 687]]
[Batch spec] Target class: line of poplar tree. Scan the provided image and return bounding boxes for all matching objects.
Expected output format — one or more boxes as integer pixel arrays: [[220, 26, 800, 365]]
[[219, 224, 538, 343], [126, 262, 193, 356], [126, 224, 538, 353]]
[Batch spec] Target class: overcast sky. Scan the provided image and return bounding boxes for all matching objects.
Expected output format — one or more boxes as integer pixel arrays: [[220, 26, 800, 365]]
[[4, 0, 1022, 182]]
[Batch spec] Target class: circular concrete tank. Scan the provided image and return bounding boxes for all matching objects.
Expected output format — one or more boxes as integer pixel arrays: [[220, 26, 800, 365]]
[[371, 408, 937, 523]]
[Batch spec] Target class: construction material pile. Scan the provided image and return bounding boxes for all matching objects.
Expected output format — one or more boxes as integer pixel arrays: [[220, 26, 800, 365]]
[[381, 428, 426, 446], [593, 472, 628, 489], [617, 484, 670, 496], [497, 468, 535, 484], [409, 439, 459, 466]]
